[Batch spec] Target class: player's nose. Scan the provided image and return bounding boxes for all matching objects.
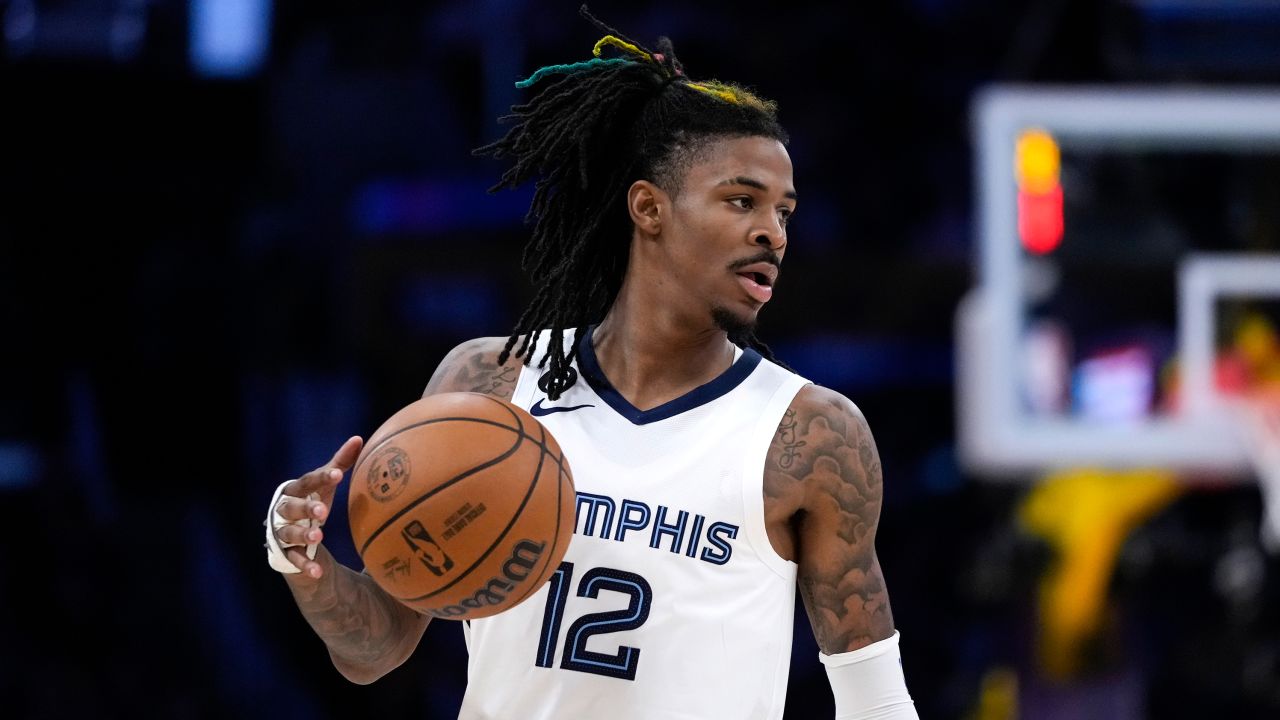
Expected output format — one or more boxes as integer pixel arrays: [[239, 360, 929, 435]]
[[752, 227, 785, 253]]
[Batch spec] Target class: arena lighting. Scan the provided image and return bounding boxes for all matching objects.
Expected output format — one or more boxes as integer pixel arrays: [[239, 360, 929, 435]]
[[1017, 185, 1064, 255], [1015, 128, 1064, 254], [189, 0, 270, 78]]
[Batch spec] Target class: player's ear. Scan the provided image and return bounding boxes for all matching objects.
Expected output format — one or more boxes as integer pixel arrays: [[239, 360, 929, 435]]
[[627, 180, 665, 239]]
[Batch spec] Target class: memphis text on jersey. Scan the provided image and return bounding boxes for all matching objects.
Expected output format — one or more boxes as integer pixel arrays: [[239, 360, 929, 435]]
[[574, 492, 739, 565]]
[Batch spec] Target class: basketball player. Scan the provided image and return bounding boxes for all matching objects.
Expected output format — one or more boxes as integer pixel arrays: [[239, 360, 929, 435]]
[[264, 10, 916, 719]]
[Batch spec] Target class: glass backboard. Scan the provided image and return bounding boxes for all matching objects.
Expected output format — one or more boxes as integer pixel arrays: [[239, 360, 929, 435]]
[[959, 86, 1280, 478]]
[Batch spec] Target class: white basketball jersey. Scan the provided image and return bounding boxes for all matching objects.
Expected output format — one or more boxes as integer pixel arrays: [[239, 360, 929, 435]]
[[458, 330, 810, 720]]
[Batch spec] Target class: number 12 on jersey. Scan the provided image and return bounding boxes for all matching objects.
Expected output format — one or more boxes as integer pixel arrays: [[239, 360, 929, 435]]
[[534, 562, 653, 681]]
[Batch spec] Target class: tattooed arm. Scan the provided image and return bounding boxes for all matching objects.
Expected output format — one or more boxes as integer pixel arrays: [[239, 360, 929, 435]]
[[764, 386, 914, 717], [277, 337, 521, 683], [284, 544, 429, 684], [421, 337, 521, 402], [765, 385, 896, 654]]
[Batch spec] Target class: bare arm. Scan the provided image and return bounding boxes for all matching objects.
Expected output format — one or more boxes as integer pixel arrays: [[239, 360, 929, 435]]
[[276, 336, 521, 683], [765, 385, 895, 654], [284, 545, 430, 684], [421, 336, 521, 402]]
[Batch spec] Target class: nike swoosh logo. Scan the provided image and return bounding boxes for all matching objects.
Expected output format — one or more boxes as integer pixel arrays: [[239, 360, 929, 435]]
[[530, 399, 596, 417]]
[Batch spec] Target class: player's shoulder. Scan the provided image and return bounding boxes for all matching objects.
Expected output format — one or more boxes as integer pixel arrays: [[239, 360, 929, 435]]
[[785, 383, 870, 433], [438, 336, 511, 365], [423, 336, 525, 401], [768, 384, 878, 474], [766, 383, 883, 513]]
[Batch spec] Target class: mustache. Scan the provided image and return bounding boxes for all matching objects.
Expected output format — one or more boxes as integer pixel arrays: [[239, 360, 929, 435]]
[[726, 250, 781, 271]]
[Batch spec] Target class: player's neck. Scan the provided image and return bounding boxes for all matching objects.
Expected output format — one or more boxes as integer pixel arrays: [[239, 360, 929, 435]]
[[593, 295, 736, 412]]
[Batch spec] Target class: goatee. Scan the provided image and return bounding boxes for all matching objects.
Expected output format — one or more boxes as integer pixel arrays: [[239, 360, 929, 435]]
[[711, 306, 756, 346]]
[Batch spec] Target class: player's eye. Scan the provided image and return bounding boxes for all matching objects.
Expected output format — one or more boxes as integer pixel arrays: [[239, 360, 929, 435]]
[[728, 196, 754, 210], [778, 208, 793, 226]]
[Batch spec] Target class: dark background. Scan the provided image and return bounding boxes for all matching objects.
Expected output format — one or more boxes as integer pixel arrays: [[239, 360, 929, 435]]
[[3, 1, 1280, 718]]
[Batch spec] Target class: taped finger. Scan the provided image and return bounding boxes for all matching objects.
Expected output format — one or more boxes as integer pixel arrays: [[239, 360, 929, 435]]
[[265, 480, 320, 574], [276, 523, 320, 548]]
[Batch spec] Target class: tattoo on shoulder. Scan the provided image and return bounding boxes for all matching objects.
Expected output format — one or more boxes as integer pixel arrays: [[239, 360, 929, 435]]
[[767, 390, 893, 653], [425, 341, 520, 401], [465, 361, 518, 398], [776, 409, 806, 470]]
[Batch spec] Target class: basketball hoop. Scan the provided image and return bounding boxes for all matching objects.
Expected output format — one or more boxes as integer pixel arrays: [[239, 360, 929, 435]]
[[1236, 389, 1280, 554]]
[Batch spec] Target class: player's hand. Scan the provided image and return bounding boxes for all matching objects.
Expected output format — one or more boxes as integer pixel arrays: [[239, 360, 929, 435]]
[[273, 435, 364, 578]]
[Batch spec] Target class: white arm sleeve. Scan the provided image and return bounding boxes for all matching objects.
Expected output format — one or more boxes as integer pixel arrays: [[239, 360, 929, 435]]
[[819, 630, 918, 720]]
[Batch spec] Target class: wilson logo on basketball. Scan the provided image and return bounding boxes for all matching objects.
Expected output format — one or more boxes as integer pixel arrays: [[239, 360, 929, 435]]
[[424, 539, 546, 619], [367, 445, 411, 503]]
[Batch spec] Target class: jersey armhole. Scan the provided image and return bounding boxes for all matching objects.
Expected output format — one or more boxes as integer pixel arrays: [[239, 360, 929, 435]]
[[510, 361, 538, 410], [739, 374, 810, 581], [509, 335, 552, 410]]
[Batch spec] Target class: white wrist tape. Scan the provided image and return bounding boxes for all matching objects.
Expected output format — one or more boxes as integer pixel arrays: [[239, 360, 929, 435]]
[[819, 630, 918, 720], [264, 479, 321, 574]]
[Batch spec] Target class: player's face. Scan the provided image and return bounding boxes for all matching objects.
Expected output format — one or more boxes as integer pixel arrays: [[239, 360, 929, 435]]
[[663, 135, 795, 334]]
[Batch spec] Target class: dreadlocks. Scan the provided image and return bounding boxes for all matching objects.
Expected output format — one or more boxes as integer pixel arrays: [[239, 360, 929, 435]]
[[475, 6, 790, 400]]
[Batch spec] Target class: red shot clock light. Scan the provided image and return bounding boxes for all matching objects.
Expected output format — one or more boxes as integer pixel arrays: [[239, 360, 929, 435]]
[[1015, 129, 1064, 255]]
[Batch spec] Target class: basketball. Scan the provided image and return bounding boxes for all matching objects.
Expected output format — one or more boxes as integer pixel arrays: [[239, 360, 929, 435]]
[[348, 392, 575, 620]]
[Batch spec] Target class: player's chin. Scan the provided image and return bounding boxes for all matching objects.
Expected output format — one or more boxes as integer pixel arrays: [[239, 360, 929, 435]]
[[711, 304, 760, 342]]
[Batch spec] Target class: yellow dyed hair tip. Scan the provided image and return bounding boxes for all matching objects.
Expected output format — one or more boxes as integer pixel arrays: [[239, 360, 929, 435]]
[[686, 81, 775, 112], [592, 35, 651, 61]]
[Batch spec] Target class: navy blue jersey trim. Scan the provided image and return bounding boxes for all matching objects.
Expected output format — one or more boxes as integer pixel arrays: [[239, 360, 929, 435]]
[[576, 327, 763, 425]]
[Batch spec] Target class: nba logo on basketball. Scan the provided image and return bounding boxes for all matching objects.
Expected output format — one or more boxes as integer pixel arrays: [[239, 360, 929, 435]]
[[401, 520, 454, 576]]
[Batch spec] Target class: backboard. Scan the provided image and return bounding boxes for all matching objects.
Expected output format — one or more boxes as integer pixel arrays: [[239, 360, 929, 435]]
[[958, 86, 1280, 479]]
